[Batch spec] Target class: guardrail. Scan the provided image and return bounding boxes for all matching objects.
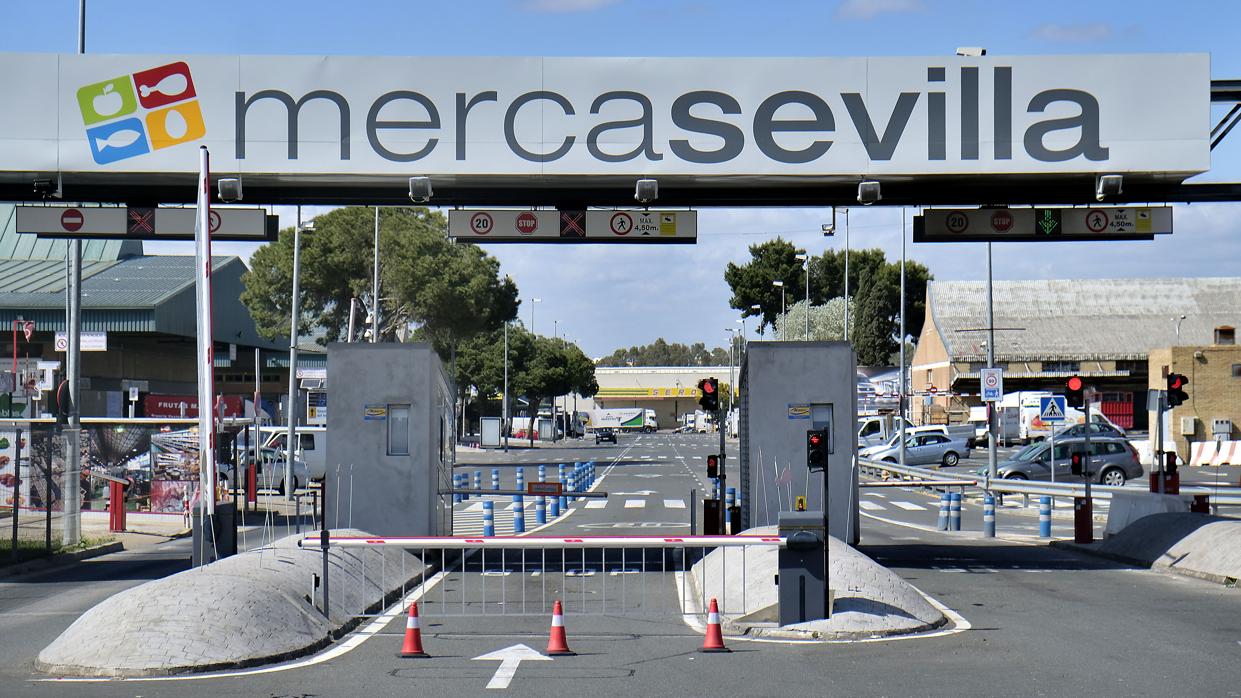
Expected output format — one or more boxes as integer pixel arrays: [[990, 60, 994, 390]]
[[858, 457, 1241, 506]]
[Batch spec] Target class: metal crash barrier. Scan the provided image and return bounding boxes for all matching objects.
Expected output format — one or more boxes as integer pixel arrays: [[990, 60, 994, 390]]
[[299, 534, 786, 622]]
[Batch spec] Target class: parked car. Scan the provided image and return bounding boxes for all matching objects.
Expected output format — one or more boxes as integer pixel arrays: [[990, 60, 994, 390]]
[[862, 431, 972, 467], [219, 447, 311, 494], [1051, 422, 1126, 439], [595, 428, 617, 445], [984, 436, 1142, 486]]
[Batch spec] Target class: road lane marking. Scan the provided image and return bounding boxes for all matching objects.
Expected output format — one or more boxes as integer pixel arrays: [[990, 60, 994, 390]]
[[664, 499, 686, 509], [893, 501, 926, 511], [859, 501, 886, 511], [624, 499, 646, 509], [585, 500, 607, 509]]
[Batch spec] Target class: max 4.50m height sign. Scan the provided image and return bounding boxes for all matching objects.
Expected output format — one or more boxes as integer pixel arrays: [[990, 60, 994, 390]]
[[0, 53, 1209, 204]]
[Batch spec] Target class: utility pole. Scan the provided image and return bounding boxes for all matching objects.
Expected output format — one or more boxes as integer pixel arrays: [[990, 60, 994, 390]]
[[986, 242, 998, 480], [285, 207, 303, 501], [898, 210, 907, 468], [63, 0, 87, 547], [502, 321, 509, 453], [371, 207, 380, 343]]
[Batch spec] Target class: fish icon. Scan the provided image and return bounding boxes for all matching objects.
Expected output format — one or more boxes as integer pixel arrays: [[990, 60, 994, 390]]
[[94, 128, 142, 151]]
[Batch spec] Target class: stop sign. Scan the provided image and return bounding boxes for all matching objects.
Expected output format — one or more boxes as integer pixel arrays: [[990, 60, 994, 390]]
[[515, 212, 538, 235], [990, 210, 1014, 232]]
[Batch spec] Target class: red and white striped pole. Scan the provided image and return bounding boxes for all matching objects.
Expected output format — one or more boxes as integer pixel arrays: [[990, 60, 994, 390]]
[[194, 146, 216, 517]]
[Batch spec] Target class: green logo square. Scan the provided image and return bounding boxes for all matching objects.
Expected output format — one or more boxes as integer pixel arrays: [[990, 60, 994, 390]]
[[77, 76, 137, 125]]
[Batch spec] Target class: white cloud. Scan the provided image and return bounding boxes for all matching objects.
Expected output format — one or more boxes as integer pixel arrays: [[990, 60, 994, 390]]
[[1029, 22, 1115, 43], [521, 0, 620, 13], [835, 0, 924, 20]]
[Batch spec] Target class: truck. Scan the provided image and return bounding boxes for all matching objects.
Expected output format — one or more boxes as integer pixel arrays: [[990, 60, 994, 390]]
[[1015, 393, 1123, 443], [857, 414, 912, 448], [585, 408, 658, 433], [967, 403, 1021, 446]]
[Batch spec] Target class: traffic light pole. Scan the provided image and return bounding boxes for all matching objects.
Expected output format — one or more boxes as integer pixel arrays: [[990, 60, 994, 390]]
[[717, 403, 726, 534]]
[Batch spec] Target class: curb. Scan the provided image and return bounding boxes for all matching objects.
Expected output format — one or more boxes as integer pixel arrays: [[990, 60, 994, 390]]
[[0, 541, 125, 581], [1049, 540, 1237, 587]]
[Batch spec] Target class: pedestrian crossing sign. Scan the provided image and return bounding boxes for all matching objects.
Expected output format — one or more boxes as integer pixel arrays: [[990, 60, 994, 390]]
[[1039, 396, 1067, 422]]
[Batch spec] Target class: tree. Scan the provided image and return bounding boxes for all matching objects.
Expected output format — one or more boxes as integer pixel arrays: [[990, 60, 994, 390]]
[[777, 297, 852, 342], [852, 269, 896, 366], [597, 339, 730, 367], [723, 238, 805, 332], [241, 206, 519, 349], [513, 336, 597, 445]]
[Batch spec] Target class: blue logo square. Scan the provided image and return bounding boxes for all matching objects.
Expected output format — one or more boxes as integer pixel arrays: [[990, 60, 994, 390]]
[[86, 118, 150, 164]]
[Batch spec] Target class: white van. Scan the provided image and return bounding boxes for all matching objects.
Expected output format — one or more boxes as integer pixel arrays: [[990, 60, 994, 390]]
[[260, 426, 328, 480]]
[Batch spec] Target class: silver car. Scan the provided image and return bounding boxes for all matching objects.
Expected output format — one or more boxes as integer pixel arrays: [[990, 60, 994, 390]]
[[864, 432, 972, 467], [991, 437, 1143, 486]]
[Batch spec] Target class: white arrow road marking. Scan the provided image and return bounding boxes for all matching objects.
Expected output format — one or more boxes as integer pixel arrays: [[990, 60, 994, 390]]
[[472, 643, 552, 690], [613, 490, 657, 496]]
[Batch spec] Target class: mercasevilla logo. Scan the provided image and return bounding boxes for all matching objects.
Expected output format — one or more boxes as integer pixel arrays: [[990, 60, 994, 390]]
[[77, 61, 205, 165], [234, 65, 1110, 165]]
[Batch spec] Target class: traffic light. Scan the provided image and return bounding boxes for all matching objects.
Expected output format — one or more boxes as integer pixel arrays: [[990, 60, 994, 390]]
[[706, 454, 719, 479], [1166, 373, 1189, 407], [54, 379, 72, 425], [698, 377, 719, 412], [1065, 375, 1084, 408], [807, 429, 828, 472], [1070, 452, 1084, 476]]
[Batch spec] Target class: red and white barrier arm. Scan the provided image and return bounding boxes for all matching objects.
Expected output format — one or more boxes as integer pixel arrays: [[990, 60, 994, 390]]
[[299, 535, 786, 550]]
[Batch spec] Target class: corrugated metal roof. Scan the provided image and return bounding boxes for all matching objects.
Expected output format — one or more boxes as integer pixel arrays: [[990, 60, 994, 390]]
[[929, 277, 1241, 362], [0, 255, 233, 308], [0, 204, 143, 261]]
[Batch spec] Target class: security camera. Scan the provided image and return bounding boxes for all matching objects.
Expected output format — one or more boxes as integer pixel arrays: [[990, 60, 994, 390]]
[[409, 176, 433, 203], [218, 178, 243, 203], [1095, 174, 1123, 202], [32, 178, 56, 197], [955, 47, 987, 57], [857, 180, 881, 205], [635, 178, 658, 204]]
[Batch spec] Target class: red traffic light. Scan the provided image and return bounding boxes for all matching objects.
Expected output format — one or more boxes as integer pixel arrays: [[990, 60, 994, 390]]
[[706, 454, 719, 467], [809, 433, 823, 448], [1169, 375, 1185, 390], [702, 381, 716, 395], [1066, 376, 1083, 391]]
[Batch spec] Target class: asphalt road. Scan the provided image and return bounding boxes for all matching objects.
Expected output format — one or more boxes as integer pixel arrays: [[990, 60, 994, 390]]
[[6, 432, 1241, 696]]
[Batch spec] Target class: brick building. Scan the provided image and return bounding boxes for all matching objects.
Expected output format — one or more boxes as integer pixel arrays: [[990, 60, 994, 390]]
[[1148, 326, 1240, 461], [911, 278, 1241, 431]]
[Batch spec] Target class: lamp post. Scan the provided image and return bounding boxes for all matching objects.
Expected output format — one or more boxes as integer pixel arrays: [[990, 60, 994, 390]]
[[503, 320, 509, 452], [285, 210, 314, 500], [842, 208, 851, 340], [772, 281, 785, 341], [725, 328, 737, 413], [749, 304, 761, 340], [1174, 314, 1187, 341], [795, 253, 809, 340], [371, 207, 380, 343], [530, 297, 542, 336]]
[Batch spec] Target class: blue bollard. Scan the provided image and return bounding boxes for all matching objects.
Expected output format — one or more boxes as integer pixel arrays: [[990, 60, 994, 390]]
[[726, 487, 736, 510], [536, 495, 547, 525], [492, 468, 500, 491], [473, 470, 481, 492], [568, 471, 577, 503], [550, 491, 561, 518], [483, 500, 495, 537], [558, 470, 567, 512], [514, 494, 525, 534], [1039, 496, 1052, 538], [949, 492, 962, 532], [937, 492, 950, 530], [538, 464, 546, 483], [453, 473, 462, 504], [983, 494, 996, 538], [514, 468, 525, 506]]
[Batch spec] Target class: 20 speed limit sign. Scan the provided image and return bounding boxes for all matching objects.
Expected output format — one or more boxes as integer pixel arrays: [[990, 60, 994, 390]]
[[469, 212, 494, 235]]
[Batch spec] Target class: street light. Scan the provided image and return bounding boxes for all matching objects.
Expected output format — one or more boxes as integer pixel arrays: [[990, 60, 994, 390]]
[[285, 210, 314, 500], [725, 328, 738, 416], [1174, 314, 1187, 341], [795, 253, 809, 340], [749, 303, 762, 339], [530, 297, 542, 336], [772, 281, 785, 341]]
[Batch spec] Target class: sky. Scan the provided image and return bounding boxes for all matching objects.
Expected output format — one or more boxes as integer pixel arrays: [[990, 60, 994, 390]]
[[4, 0, 1241, 359]]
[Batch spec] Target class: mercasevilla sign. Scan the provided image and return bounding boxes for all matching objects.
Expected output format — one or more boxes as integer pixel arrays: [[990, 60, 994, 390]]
[[0, 53, 1209, 179]]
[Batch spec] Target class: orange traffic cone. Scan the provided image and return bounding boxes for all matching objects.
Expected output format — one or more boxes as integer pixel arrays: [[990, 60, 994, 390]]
[[546, 600, 575, 656], [399, 602, 429, 658], [700, 597, 730, 653]]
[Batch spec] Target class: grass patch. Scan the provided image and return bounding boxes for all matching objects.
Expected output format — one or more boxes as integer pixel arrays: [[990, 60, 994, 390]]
[[0, 535, 116, 566]]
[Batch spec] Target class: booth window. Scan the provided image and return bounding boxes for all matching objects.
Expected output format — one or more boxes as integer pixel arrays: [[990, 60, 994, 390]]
[[388, 404, 410, 455]]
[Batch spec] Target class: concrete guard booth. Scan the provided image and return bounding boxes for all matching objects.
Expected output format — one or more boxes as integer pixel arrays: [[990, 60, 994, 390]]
[[325, 343, 454, 537], [739, 342, 859, 544]]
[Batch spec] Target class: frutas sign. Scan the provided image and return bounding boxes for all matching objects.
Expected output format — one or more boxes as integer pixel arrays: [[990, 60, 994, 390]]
[[0, 53, 1209, 179]]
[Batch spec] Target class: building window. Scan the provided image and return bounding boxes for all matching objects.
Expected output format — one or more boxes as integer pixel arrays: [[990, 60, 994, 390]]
[[1217, 326, 1236, 345], [1043, 361, 1080, 373], [1114, 360, 1144, 373], [1233, 364, 1241, 378], [388, 405, 410, 456]]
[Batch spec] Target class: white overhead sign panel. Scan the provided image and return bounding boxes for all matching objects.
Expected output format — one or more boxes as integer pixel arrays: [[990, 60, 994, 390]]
[[15, 205, 274, 240], [916, 206, 1173, 242], [447, 210, 696, 242], [0, 54, 1210, 181]]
